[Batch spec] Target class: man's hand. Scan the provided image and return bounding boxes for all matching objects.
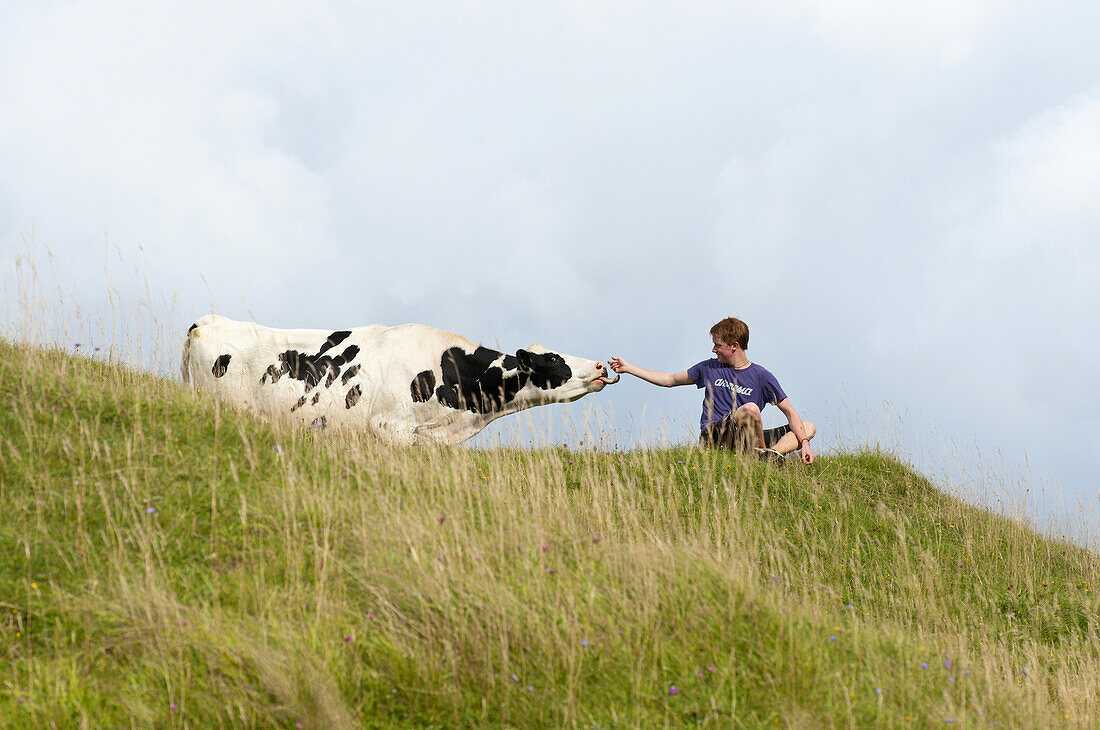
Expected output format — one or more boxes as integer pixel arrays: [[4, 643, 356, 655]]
[[608, 356, 629, 374], [800, 440, 815, 465]]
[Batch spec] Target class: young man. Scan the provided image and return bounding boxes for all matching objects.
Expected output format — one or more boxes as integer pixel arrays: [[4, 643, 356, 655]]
[[608, 317, 816, 464]]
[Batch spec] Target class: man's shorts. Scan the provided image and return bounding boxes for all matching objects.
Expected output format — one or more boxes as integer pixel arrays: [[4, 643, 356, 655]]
[[700, 415, 790, 451]]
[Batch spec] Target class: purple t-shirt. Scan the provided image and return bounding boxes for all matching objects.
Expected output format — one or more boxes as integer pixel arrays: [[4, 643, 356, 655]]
[[686, 360, 787, 431]]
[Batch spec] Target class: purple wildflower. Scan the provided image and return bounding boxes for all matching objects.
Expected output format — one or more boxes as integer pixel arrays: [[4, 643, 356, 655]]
[[921, 662, 929, 669], [581, 640, 590, 648], [875, 688, 882, 695], [669, 685, 679, 696], [145, 506, 157, 514], [343, 635, 352, 643], [169, 702, 178, 713], [275, 444, 282, 453]]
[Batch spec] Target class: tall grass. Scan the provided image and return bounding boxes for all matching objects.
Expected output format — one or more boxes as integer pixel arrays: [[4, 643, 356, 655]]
[[2, 337, 1099, 728]]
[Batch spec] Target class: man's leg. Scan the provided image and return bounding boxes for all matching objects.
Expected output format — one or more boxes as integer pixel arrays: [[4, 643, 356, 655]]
[[769, 421, 816, 455], [733, 403, 765, 452]]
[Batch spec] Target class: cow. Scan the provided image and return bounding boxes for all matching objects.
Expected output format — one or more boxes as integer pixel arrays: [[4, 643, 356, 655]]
[[180, 314, 619, 445]]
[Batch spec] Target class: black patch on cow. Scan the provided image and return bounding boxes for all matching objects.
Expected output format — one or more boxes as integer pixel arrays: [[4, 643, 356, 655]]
[[411, 370, 436, 402], [319, 330, 351, 355], [262, 363, 282, 384], [346, 384, 362, 409], [426, 346, 532, 414], [212, 354, 231, 378], [517, 349, 572, 390], [188, 322, 198, 334], [262, 342, 361, 392], [341, 364, 360, 385], [291, 395, 308, 412], [311, 392, 321, 405]]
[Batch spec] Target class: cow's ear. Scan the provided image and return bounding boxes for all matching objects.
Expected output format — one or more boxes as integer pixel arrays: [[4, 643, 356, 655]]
[[515, 349, 534, 371]]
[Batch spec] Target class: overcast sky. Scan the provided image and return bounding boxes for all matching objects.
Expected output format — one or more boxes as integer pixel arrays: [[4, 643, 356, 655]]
[[2, 1, 1098, 545]]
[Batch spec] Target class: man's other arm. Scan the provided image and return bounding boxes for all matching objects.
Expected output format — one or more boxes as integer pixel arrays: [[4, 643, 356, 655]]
[[776, 398, 816, 463]]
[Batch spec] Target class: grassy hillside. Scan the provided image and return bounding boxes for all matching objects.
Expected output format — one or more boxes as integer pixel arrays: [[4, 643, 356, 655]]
[[2, 338, 1098, 728]]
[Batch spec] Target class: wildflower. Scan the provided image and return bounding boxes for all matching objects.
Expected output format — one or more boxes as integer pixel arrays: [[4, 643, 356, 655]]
[[275, 444, 283, 453], [697, 671, 704, 678], [581, 640, 590, 648], [844, 603, 854, 610], [145, 506, 157, 514], [875, 688, 882, 695], [707, 664, 716, 673], [511, 674, 519, 682], [438, 514, 446, 523], [921, 662, 929, 669], [944, 659, 952, 669], [829, 635, 836, 642], [343, 635, 352, 643], [170, 702, 178, 713], [526, 685, 534, 693], [16, 697, 24, 705], [296, 724, 304, 729], [669, 685, 679, 696], [541, 544, 549, 552], [948, 677, 955, 685], [592, 535, 601, 543], [546, 567, 555, 574]]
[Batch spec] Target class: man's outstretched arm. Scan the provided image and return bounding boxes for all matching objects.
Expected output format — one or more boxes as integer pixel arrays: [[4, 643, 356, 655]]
[[607, 357, 692, 387]]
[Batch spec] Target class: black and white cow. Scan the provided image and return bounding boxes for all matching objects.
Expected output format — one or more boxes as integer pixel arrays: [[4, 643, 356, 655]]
[[180, 314, 618, 444]]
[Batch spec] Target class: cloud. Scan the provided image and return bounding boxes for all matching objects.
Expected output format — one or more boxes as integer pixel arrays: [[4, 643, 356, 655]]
[[0, 0, 340, 304], [996, 90, 1100, 239]]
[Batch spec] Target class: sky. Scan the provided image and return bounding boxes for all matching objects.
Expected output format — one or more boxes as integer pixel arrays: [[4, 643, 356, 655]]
[[2, 1, 1098, 545]]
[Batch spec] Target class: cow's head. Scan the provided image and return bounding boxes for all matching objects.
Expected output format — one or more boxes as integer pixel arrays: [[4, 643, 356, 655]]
[[411, 343, 617, 415], [515, 344, 617, 403]]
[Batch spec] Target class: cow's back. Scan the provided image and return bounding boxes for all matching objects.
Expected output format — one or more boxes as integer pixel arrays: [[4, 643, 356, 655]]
[[181, 315, 470, 436]]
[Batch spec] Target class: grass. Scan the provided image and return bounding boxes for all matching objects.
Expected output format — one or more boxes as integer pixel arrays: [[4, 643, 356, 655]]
[[2, 337, 1099, 728]]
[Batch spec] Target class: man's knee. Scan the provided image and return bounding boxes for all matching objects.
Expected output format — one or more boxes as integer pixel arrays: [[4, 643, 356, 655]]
[[804, 421, 816, 440], [735, 403, 762, 421]]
